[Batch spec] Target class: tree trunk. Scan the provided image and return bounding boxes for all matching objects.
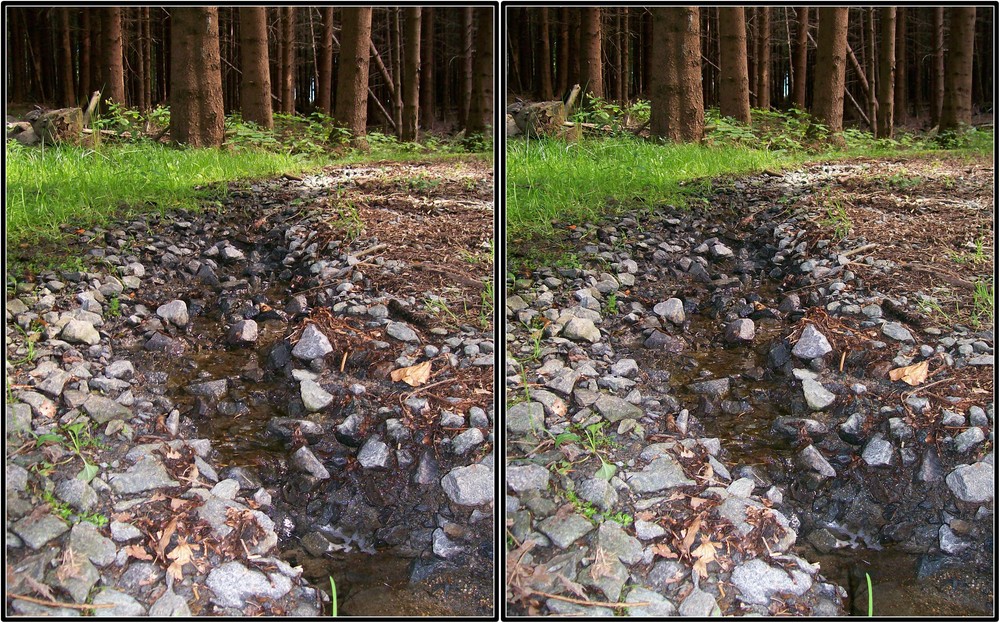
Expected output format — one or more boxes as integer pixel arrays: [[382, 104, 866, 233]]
[[756, 7, 771, 110], [419, 7, 434, 130], [134, 8, 147, 111], [459, 7, 474, 127], [391, 9, 403, 132], [812, 8, 849, 135], [876, 8, 896, 138], [866, 9, 877, 132], [650, 7, 703, 142], [556, 7, 569, 96], [316, 7, 334, 115], [400, 7, 420, 140], [59, 8, 75, 106], [894, 8, 907, 124], [335, 7, 373, 147], [102, 7, 126, 106], [621, 7, 631, 101], [280, 7, 295, 114], [930, 7, 945, 127], [609, 9, 621, 101], [170, 7, 225, 147], [940, 7, 976, 133], [78, 10, 91, 102], [466, 7, 493, 136], [718, 8, 751, 123], [792, 7, 809, 110], [537, 7, 554, 101], [239, 7, 273, 129], [580, 7, 603, 100]]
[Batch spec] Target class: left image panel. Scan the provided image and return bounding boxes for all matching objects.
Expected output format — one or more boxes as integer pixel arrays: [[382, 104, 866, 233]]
[[5, 4, 497, 618]]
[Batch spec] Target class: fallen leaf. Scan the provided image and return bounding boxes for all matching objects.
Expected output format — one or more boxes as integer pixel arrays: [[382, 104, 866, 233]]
[[170, 497, 188, 511], [636, 510, 656, 522], [55, 548, 81, 582], [125, 544, 153, 561], [556, 573, 588, 599], [390, 360, 432, 386], [691, 539, 719, 579], [689, 497, 708, 509], [889, 360, 929, 386], [166, 538, 198, 581], [24, 576, 55, 601], [157, 517, 178, 558], [680, 515, 702, 557], [652, 543, 678, 559]]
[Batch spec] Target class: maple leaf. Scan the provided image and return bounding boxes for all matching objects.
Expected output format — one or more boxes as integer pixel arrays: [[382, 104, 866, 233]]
[[889, 360, 929, 386], [166, 537, 199, 581], [390, 360, 432, 386], [156, 517, 178, 558], [679, 515, 702, 558], [651, 543, 678, 559], [125, 544, 153, 561], [691, 538, 719, 579]]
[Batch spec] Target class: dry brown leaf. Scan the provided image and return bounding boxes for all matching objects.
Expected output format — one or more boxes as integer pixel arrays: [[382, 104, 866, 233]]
[[889, 360, 930, 386], [125, 544, 153, 561], [157, 517, 178, 558], [691, 539, 719, 579], [689, 496, 708, 509], [589, 547, 614, 581], [651, 543, 678, 559], [556, 573, 589, 599], [55, 548, 81, 582], [635, 510, 656, 522], [390, 360, 432, 386], [166, 538, 198, 581], [24, 576, 55, 601], [680, 515, 702, 557]]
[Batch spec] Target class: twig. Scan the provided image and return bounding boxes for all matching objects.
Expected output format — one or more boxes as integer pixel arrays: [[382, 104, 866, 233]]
[[901, 377, 955, 400], [349, 242, 387, 261], [532, 591, 650, 609], [6, 593, 114, 610], [839, 243, 879, 259]]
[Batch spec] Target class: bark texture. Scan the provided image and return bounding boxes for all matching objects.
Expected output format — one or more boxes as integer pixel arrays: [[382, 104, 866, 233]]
[[102, 7, 126, 106], [580, 8, 603, 99], [793, 7, 809, 109], [650, 7, 703, 142], [239, 7, 273, 129], [335, 7, 373, 147], [401, 7, 421, 140], [718, 7, 751, 123], [466, 7, 493, 136], [940, 7, 977, 133], [876, 8, 896, 138], [170, 7, 225, 147], [317, 7, 334, 115], [812, 7, 849, 134]]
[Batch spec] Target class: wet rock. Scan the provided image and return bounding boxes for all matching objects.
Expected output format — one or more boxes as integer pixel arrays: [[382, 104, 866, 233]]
[[797, 445, 836, 478], [61, 319, 101, 345], [594, 394, 643, 422], [597, 520, 643, 565], [413, 451, 440, 485], [537, 513, 594, 549], [507, 401, 545, 435], [563, 317, 601, 343], [945, 462, 993, 503], [185, 379, 228, 401], [802, 378, 836, 410], [452, 428, 485, 455], [55, 478, 98, 512], [792, 324, 832, 359], [625, 456, 695, 493], [653, 298, 685, 324], [432, 527, 465, 559], [105, 360, 135, 379], [507, 464, 551, 492], [861, 435, 894, 466], [441, 463, 493, 506], [357, 438, 391, 469], [578, 477, 618, 511], [386, 321, 419, 343], [143, 332, 176, 352], [156, 299, 189, 327], [12, 513, 69, 549], [291, 324, 333, 360], [299, 379, 334, 412], [643, 330, 684, 352], [149, 590, 191, 617], [291, 446, 330, 479], [206, 561, 292, 608], [91, 589, 146, 616], [918, 448, 944, 482], [227, 319, 258, 345], [678, 588, 721, 617], [773, 417, 828, 440], [953, 426, 985, 454], [838, 412, 867, 445], [725, 318, 755, 342], [334, 413, 365, 446], [625, 587, 677, 617], [939, 524, 967, 555], [109, 457, 180, 493], [882, 322, 914, 343], [730, 558, 812, 606], [687, 377, 730, 399], [82, 394, 132, 424], [51, 556, 99, 603]]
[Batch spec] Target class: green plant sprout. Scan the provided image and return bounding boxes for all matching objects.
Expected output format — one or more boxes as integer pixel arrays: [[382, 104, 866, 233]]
[[865, 572, 873, 616], [329, 575, 338, 616]]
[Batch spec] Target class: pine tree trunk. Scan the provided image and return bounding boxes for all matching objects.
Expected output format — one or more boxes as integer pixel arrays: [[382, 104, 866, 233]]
[[621, 8, 631, 101], [812, 7, 850, 135], [556, 7, 569, 96], [568, 9, 581, 92], [78, 10, 91, 102], [400, 7, 420, 140], [458, 7, 473, 127], [930, 7, 945, 127], [792, 7, 809, 110], [317, 8, 334, 115], [103, 7, 126, 106], [876, 8, 896, 138], [894, 8, 907, 124], [59, 8, 75, 106], [135, 8, 147, 111], [650, 7, 703, 142], [420, 7, 434, 131], [718, 8, 751, 123], [280, 7, 295, 114], [756, 7, 771, 110], [170, 7, 225, 147], [335, 7, 373, 147], [142, 7, 152, 108], [866, 9, 877, 131], [580, 7, 603, 99], [537, 7, 554, 100], [239, 7, 273, 129], [466, 7, 493, 136], [609, 9, 621, 101], [940, 7, 976, 133], [391, 9, 403, 132]]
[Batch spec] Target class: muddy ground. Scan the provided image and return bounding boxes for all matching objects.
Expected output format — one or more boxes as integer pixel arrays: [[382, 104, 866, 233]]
[[6, 157, 496, 616], [505, 153, 993, 616]]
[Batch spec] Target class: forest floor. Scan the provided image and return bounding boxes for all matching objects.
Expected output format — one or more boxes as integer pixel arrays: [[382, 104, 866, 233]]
[[505, 151, 993, 616], [5, 157, 496, 616]]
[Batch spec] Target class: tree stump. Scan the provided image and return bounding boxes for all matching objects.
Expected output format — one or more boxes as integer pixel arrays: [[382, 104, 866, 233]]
[[31, 107, 83, 145], [509, 84, 582, 140]]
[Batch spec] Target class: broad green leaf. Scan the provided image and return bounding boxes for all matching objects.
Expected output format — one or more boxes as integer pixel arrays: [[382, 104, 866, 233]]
[[595, 462, 617, 481], [77, 462, 99, 482]]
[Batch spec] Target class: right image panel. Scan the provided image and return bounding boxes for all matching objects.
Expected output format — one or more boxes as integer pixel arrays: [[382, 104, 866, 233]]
[[504, 5, 995, 618]]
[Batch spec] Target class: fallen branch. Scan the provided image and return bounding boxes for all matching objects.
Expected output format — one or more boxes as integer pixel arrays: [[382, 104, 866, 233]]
[[6, 593, 114, 610], [531, 591, 650, 609], [839, 242, 879, 258]]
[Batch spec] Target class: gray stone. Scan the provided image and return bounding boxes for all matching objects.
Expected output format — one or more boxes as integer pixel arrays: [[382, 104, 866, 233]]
[[91, 589, 146, 616], [82, 394, 132, 424], [946, 462, 994, 503], [300, 379, 334, 412], [678, 588, 721, 617], [578, 556, 628, 602], [953, 426, 986, 454], [626, 456, 695, 493], [594, 394, 643, 422], [779, 294, 801, 313], [644, 330, 685, 352], [653, 298, 685, 324], [687, 377, 730, 399], [104, 360, 135, 380], [792, 324, 833, 359], [563, 317, 601, 343], [291, 446, 330, 479], [529, 388, 567, 418], [52, 556, 99, 603], [301, 532, 333, 556], [882, 322, 915, 343], [441, 463, 493, 505], [798, 444, 836, 478], [432, 528, 464, 558], [862, 435, 894, 466], [55, 478, 98, 512], [546, 367, 581, 395], [577, 477, 618, 511], [731, 558, 812, 606], [185, 379, 228, 401], [6, 463, 29, 492], [210, 479, 240, 500], [725, 318, 756, 342], [110, 521, 143, 542], [292, 324, 333, 360], [149, 590, 190, 617], [156, 299, 189, 327], [634, 519, 666, 540], [610, 359, 639, 378], [452, 428, 484, 455], [206, 561, 292, 608], [37, 370, 72, 397], [597, 520, 643, 565], [7, 403, 33, 437], [20, 391, 57, 419], [507, 401, 545, 435], [939, 524, 967, 555], [507, 464, 551, 492], [918, 449, 944, 482], [12, 513, 70, 549], [227, 319, 258, 345], [358, 438, 391, 469], [802, 378, 836, 410], [538, 513, 594, 549], [969, 406, 989, 427], [61, 319, 101, 345], [386, 321, 419, 343], [109, 457, 180, 493]]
